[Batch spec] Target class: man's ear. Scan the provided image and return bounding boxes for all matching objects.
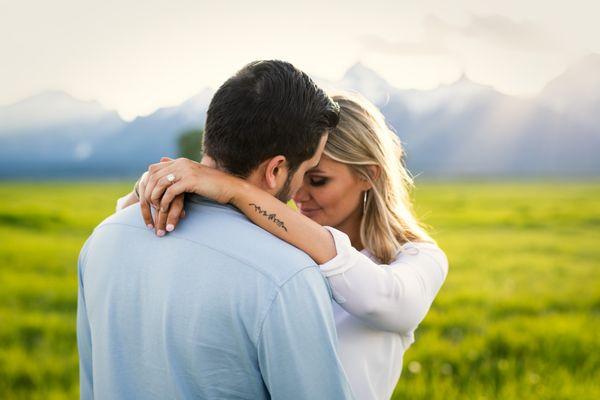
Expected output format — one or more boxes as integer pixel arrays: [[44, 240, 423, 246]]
[[359, 165, 381, 190], [264, 155, 288, 189]]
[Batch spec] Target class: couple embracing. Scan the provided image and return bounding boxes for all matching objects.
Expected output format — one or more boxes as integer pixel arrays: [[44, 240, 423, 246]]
[[77, 60, 448, 399]]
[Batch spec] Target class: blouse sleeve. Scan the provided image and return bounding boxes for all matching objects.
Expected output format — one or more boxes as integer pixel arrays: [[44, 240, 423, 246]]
[[319, 226, 449, 335], [115, 194, 129, 212]]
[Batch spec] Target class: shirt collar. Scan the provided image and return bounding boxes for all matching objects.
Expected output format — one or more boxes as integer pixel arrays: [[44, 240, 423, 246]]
[[185, 193, 242, 215]]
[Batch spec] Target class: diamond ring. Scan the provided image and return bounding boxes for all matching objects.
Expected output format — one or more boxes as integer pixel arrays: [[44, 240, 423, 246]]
[[166, 173, 176, 184]]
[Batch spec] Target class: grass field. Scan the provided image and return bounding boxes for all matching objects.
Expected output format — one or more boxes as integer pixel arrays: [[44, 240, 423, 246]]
[[0, 181, 599, 399]]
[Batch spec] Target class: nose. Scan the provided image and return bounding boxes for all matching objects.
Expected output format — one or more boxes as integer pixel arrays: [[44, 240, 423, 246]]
[[293, 182, 310, 204]]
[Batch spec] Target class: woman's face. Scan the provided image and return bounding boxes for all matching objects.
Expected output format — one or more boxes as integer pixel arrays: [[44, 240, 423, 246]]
[[293, 155, 369, 228]]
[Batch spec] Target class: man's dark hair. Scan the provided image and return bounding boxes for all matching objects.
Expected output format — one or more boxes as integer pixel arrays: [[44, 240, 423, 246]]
[[203, 60, 340, 178]]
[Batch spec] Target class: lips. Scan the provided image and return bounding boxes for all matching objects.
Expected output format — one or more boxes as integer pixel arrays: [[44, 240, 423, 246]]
[[299, 207, 322, 218], [295, 202, 321, 215]]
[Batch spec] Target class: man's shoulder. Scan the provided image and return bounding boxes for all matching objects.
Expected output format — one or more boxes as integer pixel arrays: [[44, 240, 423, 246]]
[[95, 203, 147, 232], [180, 201, 319, 286], [89, 201, 318, 287]]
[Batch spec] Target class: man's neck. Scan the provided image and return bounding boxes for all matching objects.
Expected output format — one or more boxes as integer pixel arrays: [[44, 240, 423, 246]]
[[200, 155, 273, 196], [200, 155, 218, 168]]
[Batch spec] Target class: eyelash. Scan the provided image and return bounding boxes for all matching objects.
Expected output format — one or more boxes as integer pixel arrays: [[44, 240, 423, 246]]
[[309, 177, 328, 187]]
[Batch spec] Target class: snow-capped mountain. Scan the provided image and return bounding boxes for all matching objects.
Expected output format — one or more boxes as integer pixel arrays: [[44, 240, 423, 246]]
[[1, 55, 599, 178], [539, 54, 600, 124], [0, 90, 124, 135]]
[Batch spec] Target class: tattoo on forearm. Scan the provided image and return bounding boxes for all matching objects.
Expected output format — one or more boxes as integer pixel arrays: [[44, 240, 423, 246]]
[[248, 203, 288, 232]]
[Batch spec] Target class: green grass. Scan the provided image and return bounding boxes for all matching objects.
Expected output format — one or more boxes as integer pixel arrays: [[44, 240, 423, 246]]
[[0, 181, 599, 399]]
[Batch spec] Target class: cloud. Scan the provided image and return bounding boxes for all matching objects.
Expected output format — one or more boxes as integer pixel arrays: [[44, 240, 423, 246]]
[[361, 13, 562, 56], [433, 14, 560, 53], [358, 34, 450, 56]]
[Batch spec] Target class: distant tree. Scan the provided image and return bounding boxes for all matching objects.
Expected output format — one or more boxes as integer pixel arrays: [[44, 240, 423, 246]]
[[177, 129, 204, 161]]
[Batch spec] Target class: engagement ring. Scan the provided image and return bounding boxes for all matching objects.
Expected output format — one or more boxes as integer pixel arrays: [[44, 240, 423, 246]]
[[166, 173, 176, 183]]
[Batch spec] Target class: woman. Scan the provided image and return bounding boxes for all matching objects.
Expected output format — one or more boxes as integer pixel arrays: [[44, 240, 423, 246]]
[[117, 92, 448, 400]]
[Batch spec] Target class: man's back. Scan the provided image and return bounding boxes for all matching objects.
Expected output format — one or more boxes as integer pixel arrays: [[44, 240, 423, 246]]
[[77, 196, 353, 399]]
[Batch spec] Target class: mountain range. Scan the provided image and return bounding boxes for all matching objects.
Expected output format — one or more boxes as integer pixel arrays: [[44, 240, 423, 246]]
[[2, 54, 599, 178]]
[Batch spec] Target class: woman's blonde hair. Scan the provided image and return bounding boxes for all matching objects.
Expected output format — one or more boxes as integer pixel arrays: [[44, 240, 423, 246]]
[[325, 92, 435, 263]]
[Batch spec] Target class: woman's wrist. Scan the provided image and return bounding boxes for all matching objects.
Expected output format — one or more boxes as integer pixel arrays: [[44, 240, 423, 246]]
[[133, 180, 141, 199], [133, 171, 148, 200], [229, 179, 253, 208], [116, 191, 140, 211]]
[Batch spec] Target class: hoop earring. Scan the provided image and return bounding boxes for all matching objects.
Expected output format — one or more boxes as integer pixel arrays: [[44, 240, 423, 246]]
[[363, 190, 368, 214]]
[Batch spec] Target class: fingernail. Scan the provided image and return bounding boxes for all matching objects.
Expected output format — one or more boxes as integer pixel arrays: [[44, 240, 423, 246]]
[[157, 230, 165, 237], [166, 224, 174, 232], [147, 224, 154, 229]]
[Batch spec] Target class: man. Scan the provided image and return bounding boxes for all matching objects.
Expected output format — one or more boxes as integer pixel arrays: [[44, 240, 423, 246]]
[[77, 60, 354, 399]]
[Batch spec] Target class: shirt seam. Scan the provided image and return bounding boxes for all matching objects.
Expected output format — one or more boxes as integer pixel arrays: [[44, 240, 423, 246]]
[[395, 247, 449, 276], [185, 196, 244, 215], [254, 266, 321, 345]]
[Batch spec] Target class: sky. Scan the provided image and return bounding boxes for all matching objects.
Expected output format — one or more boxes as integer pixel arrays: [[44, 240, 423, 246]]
[[1, 0, 599, 120]]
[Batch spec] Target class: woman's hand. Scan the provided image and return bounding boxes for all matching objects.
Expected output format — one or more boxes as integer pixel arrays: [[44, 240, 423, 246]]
[[137, 162, 184, 233], [141, 157, 239, 235], [115, 170, 153, 212]]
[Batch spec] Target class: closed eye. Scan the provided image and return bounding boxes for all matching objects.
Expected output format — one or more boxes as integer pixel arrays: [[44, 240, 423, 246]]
[[309, 177, 328, 187]]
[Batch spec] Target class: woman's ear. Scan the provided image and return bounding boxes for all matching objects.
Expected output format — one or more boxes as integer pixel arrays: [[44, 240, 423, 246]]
[[367, 165, 381, 182], [359, 165, 381, 190], [264, 156, 288, 189]]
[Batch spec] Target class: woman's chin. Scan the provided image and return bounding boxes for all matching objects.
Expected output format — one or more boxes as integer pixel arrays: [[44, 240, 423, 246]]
[[300, 208, 322, 221]]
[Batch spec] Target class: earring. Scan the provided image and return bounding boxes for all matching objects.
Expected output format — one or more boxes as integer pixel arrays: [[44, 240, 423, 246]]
[[363, 190, 368, 214]]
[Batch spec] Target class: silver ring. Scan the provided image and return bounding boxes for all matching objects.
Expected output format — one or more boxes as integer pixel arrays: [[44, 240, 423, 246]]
[[166, 173, 176, 183]]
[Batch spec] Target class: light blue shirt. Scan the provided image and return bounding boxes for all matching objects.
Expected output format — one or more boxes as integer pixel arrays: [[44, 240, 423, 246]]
[[77, 195, 354, 399]]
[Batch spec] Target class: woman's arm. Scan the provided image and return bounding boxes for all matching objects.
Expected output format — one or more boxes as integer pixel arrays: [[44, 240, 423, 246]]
[[116, 189, 140, 211], [320, 227, 449, 335], [229, 181, 337, 264], [144, 158, 337, 264], [146, 158, 448, 335], [116, 173, 147, 212]]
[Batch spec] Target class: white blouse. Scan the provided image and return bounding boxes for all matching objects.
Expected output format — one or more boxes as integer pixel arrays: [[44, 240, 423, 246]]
[[320, 227, 449, 400]]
